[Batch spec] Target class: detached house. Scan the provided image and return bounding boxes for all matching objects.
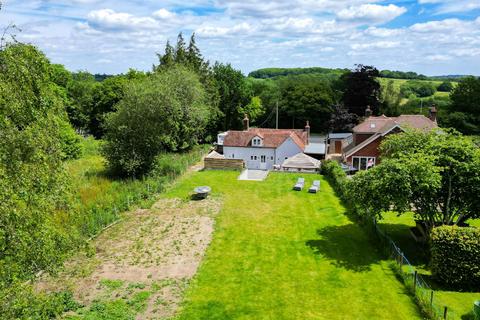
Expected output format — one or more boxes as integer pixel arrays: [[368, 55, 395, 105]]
[[221, 115, 310, 170], [342, 106, 438, 170]]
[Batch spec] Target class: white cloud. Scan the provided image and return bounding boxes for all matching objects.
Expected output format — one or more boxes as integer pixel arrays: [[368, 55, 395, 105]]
[[337, 4, 407, 25], [410, 18, 478, 32], [351, 41, 401, 50], [153, 9, 175, 20], [365, 27, 404, 37], [196, 22, 254, 37], [87, 9, 158, 30], [4, 0, 480, 75], [426, 54, 451, 61]]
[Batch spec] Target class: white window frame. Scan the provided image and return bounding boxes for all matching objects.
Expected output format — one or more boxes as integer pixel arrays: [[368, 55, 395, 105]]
[[252, 137, 262, 147], [352, 156, 376, 170]]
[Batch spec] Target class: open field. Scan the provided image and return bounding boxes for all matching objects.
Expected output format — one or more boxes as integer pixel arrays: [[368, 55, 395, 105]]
[[379, 212, 480, 319], [377, 77, 454, 105]]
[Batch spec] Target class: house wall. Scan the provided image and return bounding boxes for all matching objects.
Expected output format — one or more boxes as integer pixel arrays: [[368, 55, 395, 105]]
[[328, 139, 344, 154], [223, 137, 302, 170], [223, 146, 275, 170], [276, 137, 303, 165], [345, 137, 382, 165]]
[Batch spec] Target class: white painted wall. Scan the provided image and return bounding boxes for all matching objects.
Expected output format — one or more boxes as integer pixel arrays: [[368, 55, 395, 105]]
[[223, 137, 303, 170], [223, 146, 275, 170], [276, 137, 303, 165]]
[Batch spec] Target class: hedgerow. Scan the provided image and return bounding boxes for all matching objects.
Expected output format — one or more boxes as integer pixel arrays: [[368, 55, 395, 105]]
[[430, 226, 480, 290]]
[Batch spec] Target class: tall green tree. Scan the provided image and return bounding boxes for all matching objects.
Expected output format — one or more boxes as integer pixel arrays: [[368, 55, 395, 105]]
[[212, 63, 251, 131], [278, 78, 334, 131], [174, 32, 187, 65], [329, 104, 358, 132], [0, 43, 76, 287], [442, 76, 480, 134], [66, 71, 99, 131], [349, 129, 480, 231], [102, 66, 212, 176], [239, 96, 265, 123], [157, 40, 175, 68], [340, 65, 381, 116], [186, 33, 204, 72], [89, 75, 127, 138]]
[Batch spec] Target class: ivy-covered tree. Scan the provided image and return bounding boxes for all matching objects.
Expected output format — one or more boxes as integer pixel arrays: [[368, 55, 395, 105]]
[[349, 129, 480, 231]]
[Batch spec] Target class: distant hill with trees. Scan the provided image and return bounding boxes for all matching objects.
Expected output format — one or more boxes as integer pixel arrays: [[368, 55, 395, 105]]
[[249, 66, 472, 82]]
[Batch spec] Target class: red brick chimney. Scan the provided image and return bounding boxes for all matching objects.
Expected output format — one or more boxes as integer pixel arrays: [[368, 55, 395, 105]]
[[305, 120, 311, 143], [243, 114, 249, 131], [429, 105, 438, 123]]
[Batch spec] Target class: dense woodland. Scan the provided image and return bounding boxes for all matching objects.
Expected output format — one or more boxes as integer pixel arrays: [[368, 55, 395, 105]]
[[1, 10, 480, 316]]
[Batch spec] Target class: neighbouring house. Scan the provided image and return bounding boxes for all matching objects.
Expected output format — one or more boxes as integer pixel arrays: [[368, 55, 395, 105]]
[[341, 106, 438, 170], [220, 115, 314, 170], [327, 133, 352, 154]]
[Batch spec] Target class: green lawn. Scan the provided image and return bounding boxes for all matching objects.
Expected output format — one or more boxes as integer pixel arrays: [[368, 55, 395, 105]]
[[380, 212, 480, 319], [164, 171, 421, 319]]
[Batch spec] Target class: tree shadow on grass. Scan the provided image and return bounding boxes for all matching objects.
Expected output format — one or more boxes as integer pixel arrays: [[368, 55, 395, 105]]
[[306, 223, 384, 272], [377, 222, 429, 267]]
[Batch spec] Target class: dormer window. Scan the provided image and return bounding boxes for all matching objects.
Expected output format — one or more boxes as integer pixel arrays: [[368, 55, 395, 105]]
[[252, 137, 263, 147], [370, 123, 376, 129]]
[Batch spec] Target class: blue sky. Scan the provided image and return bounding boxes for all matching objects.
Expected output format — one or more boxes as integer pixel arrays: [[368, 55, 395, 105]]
[[1, 0, 479, 75]]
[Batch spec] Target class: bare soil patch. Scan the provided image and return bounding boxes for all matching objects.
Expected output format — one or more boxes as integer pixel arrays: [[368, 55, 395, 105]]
[[36, 196, 221, 319]]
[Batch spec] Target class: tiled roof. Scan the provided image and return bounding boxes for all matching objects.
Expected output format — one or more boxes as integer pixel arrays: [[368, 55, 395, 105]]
[[352, 115, 437, 134], [345, 115, 437, 158], [223, 128, 307, 149]]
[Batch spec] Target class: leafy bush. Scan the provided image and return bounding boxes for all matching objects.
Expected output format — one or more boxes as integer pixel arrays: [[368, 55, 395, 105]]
[[430, 226, 480, 289], [0, 283, 80, 320], [437, 81, 454, 92], [320, 160, 348, 198], [400, 81, 436, 98], [59, 119, 83, 160]]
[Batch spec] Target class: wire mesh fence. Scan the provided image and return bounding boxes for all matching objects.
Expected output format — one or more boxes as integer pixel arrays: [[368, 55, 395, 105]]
[[371, 218, 456, 320]]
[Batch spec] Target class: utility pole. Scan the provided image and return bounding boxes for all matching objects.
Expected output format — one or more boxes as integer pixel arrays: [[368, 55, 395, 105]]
[[276, 101, 279, 129]]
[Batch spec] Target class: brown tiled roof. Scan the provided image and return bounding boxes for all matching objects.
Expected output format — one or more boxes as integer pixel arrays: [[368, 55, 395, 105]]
[[223, 128, 307, 149], [345, 115, 437, 158], [353, 115, 437, 134]]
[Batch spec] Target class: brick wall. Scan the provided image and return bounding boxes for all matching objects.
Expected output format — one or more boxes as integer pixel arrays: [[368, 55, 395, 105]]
[[346, 137, 383, 165]]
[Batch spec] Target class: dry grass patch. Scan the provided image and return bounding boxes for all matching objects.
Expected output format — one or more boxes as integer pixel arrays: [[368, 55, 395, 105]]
[[36, 196, 221, 319]]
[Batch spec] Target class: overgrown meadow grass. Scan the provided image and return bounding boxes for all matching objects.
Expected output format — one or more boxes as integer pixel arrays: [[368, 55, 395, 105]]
[[67, 137, 210, 238]]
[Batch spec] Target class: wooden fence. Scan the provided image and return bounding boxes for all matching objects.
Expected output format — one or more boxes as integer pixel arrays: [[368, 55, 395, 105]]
[[204, 158, 244, 170]]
